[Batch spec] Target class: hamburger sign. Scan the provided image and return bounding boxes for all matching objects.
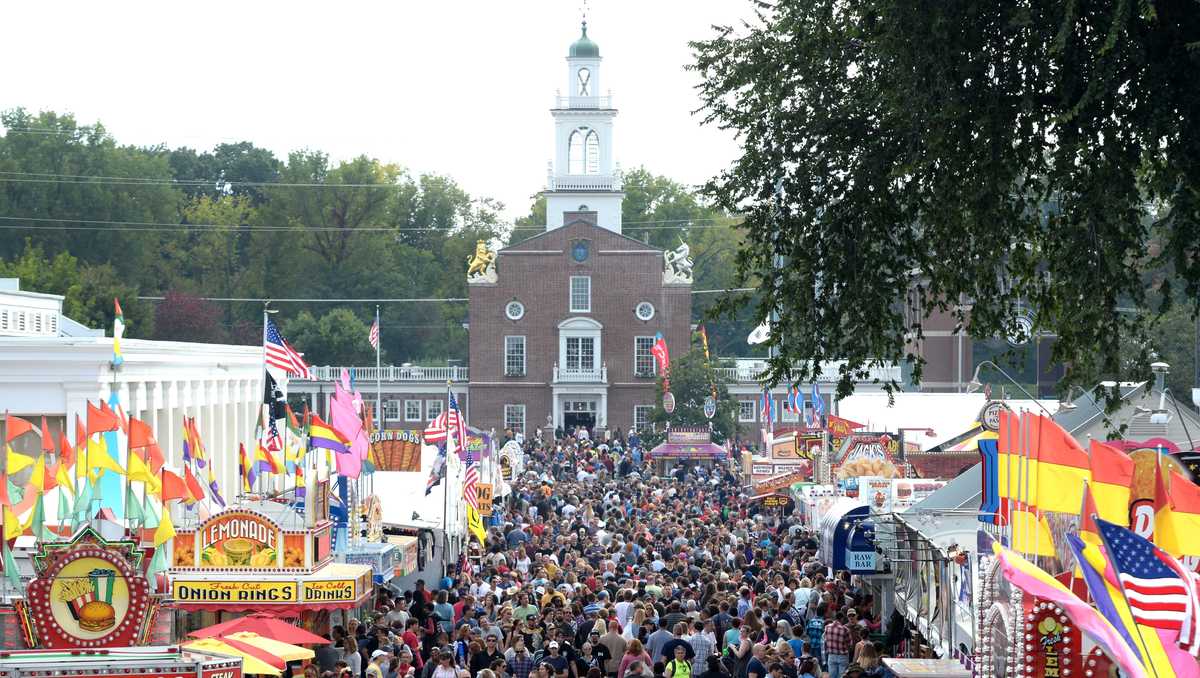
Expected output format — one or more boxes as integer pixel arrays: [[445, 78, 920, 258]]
[[16, 528, 156, 649]]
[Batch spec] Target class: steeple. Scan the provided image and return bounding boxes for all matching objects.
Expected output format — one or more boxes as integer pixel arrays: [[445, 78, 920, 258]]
[[545, 18, 624, 234]]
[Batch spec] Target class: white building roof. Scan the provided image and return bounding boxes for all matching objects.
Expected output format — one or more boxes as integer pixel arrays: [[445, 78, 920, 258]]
[[836, 392, 1059, 450]]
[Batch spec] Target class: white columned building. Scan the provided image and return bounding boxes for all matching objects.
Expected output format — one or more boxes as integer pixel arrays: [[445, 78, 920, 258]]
[[545, 21, 625, 234]]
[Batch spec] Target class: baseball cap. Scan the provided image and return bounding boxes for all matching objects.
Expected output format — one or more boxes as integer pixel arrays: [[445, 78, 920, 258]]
[[371, 650, 389, 659], [549, 641, 560, 649]]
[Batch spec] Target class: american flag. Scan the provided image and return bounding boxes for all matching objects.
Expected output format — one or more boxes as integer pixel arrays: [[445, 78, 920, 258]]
[[264, 318, 312, 379], [448, 392, 467, 449], [368, 319, 380, 350], [463, 447, 479, 511], [1098, 518, 1200, 651], [423, 411, 448, 444]]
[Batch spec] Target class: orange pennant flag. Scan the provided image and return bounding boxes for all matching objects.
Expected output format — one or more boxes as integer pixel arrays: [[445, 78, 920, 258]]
[[183, 466, 206, 505], [127, 417, 154, 450], [43, 460, 60, 494], [160, 469, 189, 503], [4, 413, 33, 443], [146, 441, 165, 474], [0, 472, 11, 507], [74, 414, 86, 451], [39, 417, 54, 453], [86, 402, 120, 436], [58, 432, 74, 470]]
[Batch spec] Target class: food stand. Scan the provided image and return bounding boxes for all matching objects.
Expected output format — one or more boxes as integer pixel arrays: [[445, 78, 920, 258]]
[[647, 428, 727, 475], [0, 528, 245, 677], [167, 502, 373, 637]]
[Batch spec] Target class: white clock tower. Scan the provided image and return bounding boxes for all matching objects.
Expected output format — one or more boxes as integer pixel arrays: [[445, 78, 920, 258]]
[[544, 21, 624, 233]]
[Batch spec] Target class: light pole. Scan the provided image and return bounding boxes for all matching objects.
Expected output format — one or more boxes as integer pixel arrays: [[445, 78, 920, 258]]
[[966, 360, 1056, 418]]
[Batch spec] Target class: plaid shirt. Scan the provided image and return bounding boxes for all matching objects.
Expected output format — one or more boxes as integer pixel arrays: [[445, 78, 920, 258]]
[[822, 621, 851, 657], [508, 653, 536, 678], [688, 633, 716, 661]]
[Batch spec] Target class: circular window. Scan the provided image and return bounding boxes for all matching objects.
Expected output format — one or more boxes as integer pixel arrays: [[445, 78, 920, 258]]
[[505, 301, 525, 321], [635, 302, 655, 321]]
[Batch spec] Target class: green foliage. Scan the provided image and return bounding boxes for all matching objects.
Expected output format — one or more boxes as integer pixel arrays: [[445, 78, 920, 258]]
[[283, 309, 376, 366], [691, 1, 1200, 400], [645, 341, 737, 446]]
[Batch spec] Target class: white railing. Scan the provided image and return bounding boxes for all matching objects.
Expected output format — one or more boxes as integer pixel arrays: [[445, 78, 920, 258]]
[[303, 365, 469, 383], [553, 362, 607, 383], [547, 174, 622, 192], [554, 95, 614, 109], [713, 360, 901, 384]]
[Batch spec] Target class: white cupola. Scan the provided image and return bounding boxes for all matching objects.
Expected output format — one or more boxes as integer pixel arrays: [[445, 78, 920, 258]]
[[544, 20, 624, 234]]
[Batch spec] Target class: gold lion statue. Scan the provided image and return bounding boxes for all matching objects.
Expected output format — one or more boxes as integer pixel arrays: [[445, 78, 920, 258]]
[[467, 240, 496, 280]]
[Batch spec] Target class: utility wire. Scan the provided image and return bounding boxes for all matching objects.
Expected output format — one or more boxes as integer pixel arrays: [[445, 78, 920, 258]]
[[137, 288, 750, 303], [0, 214, 740, 233]]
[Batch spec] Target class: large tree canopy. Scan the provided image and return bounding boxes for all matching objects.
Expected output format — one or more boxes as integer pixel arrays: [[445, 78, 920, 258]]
[[691, 1, 1200, 398]]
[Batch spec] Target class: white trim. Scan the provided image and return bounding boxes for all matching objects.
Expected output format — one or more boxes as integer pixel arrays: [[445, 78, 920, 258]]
[[738, 400, 756, 423], [504, 403, 526, 435], [558, 317, 602, 331], [504, 335, 527, 376], [403, 399, 422, 422], [383, 399, 400, 421], [634, 302, 655, 321], [569, 276, 592, 313], [634, 336, 656, 377], [505, 301, 526, 321], [633, 404, 654, 432], [425, 399, 444, 420]]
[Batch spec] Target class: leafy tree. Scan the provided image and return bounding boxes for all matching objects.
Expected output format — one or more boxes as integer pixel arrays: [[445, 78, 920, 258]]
[[691, 2, 1200, 399], [508, 196, 546, 245], [166, 141, 281, 204], [152, 290, 227, 344], [645, 341, 738, 446], [283, 309, 375, 366]]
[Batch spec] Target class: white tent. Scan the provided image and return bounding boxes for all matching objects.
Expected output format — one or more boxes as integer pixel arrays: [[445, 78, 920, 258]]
[[375, 443, 465, 539]]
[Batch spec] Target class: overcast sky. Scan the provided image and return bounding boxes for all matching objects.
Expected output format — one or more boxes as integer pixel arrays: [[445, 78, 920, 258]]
[[0, 1, 752, 221]]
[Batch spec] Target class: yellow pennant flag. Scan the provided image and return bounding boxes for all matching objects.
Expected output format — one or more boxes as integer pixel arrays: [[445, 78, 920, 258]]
[[1010, 510, 1056, 557], [2, 505, 21, 540], [154, 505, 176, 547], [126, 452, 159, 492], [55, 463, 74, 497], [29, 455, 45, 494], [5, 446, 35, 475], [86, 438, 125, 476], [467, 506, 486, 546]]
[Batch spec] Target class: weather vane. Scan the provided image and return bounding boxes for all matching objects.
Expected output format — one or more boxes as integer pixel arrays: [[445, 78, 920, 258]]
[[582, 0, 589, 27]]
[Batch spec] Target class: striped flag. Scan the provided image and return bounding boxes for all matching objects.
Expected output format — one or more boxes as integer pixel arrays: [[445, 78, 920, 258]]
[[264, 318, 312, 379], [448, 392, 467, 449], [425, 445, 447, 495], [1097, 518, 1194, 630], [463, 447, 479, 511], [368, 319, 380, 350], [424, 411, 448, 445]]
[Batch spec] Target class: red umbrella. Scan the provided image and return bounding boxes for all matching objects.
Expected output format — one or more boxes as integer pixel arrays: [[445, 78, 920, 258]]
[[188, 612, 331, 645]]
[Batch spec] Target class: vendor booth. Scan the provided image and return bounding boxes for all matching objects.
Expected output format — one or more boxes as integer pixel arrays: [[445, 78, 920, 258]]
[[0, 647, 244, 678], [167, 502, 373, 638], [817, 497, 878, 574], [647, 428, 728, 475]]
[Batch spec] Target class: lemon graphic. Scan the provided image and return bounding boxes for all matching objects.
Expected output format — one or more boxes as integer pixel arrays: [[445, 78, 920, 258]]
[[1038, 617, 1060, 635]]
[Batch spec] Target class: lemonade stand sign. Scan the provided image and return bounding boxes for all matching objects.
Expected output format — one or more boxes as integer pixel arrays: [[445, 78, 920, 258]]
[[194, 510, 281, 569]]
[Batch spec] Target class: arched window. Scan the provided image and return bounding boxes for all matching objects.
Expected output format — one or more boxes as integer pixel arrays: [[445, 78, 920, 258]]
[[568, 131, 585, 174], [585, 131, 600, 175], [577, 68, 591, 96]]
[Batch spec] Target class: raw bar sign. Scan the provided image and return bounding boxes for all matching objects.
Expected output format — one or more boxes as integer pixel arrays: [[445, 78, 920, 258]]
[[369, 430, 423, 472], [172, 580, 299, 603]]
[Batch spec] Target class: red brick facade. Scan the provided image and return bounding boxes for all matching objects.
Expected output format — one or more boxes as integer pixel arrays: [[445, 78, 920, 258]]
[[468, 213, 692, 435]]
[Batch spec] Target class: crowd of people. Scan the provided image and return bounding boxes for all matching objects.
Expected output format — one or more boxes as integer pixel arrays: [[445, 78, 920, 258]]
[[310, 428, 908, 678]]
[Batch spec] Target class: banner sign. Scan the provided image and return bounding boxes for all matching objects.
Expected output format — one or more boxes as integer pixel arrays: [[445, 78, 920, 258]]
[[824, 415, 865, 439], [477, 483, 494, 516], [172, 580, 299, 603], [771, 436, 799, 460], [191, 510, 282, 569], [835, 433, 903, 480], [369, 429, 423, 472], [667, 428, 710, 445], [303, 579, 356, 603], [756, 470, 810, 494]]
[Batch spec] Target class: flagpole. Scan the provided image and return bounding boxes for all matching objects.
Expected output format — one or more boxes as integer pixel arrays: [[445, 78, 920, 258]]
[[375, 305, 382, 430], [442, 380, 451, 577]]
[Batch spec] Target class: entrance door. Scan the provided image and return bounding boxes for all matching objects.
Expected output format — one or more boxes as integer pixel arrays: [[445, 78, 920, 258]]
[[563, 411, 595, 434]]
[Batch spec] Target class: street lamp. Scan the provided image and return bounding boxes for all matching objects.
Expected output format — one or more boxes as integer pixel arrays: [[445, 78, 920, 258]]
[[966, 360, 1056, 417], [896, 427, 936, 460]]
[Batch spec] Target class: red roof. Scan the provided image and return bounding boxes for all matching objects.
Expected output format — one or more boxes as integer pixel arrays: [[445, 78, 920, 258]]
[[906, 452, 977, 480]]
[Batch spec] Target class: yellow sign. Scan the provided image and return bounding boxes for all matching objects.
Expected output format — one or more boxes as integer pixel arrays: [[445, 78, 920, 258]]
[[477, 483, 493, 517], [172, 580, 299, 603], [303, 579, 356, 602], [52, 557, 129, 640]]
